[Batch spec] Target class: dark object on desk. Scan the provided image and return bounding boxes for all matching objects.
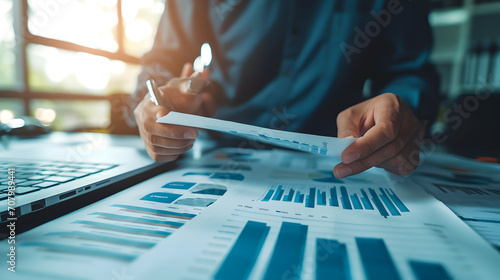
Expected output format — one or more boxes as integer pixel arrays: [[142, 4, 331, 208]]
[[442, 93, 500, 158], [0, 116, 51, 137]]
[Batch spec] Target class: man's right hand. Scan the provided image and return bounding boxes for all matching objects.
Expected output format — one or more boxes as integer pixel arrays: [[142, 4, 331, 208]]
[[134, 63, 216, 162]]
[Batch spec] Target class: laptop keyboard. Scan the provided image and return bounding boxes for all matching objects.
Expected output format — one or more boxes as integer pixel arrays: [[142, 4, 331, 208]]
[[0, 160, 117, 199]]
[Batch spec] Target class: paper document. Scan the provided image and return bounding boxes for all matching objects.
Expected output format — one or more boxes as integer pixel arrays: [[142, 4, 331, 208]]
[[157, 112, 356, 157], [0, 167, 229, 280], [4, 148, 500, 279], [131, 148, 500, 280], [412, 153, 500, 248]]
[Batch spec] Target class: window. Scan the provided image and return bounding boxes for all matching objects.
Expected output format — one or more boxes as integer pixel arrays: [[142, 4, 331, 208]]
[[0, 0, 165, 131], [0, 0, 19, 90]]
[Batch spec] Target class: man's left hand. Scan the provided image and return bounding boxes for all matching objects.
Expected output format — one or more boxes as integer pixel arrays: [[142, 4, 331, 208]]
[[334, 93, 425, 179]]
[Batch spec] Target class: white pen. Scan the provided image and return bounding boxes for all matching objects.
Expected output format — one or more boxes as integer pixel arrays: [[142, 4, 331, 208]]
[[146, 79, 165, 107]]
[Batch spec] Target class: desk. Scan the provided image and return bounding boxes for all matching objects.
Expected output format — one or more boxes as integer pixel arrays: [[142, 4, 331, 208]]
[[1, 133, 499, 279]]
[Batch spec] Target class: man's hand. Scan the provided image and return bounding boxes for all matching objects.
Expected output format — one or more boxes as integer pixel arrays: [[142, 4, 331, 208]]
[[134, 63, 216, 162], [334, 93, 424, 178]]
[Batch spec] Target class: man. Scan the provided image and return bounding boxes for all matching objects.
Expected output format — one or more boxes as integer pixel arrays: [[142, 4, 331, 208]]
[[130, 0, 440, 179]]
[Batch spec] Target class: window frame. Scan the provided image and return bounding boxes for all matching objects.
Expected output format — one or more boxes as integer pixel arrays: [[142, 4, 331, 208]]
[[0, 0, 140, 116]]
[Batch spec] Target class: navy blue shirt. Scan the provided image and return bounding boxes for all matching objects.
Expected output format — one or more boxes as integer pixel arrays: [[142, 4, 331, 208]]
[[132, 0, 440, 137]]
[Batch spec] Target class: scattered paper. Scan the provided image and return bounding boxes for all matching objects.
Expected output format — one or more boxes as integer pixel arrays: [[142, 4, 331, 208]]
[[413, 152, 500, 248]]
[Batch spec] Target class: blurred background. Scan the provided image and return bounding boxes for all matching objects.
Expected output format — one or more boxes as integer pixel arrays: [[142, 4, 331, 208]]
[[0, 0, 165, 133], [0, 0, 499, 154]]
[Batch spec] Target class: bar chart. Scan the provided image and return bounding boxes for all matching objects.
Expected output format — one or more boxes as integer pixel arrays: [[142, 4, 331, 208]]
[[214, 220, 451, 280], [261, 185, 410, 218], [433, 183, 500, 196]]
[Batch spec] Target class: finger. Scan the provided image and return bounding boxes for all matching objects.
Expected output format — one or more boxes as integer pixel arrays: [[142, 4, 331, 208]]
[[190, 72, 202, 79], [145, 142, 194, 162], [148, 143, 194, 156], [334, 118, 418, 179], [144, 116, 199, 140], [379, 138, 420, 176], [145, 149, 180, 162], [341, 108, 400, 164], [181, 63, 194, 78], [201, 68, 210, 81], [134, 96, 168, 122], [352, 119, 419, 167], [334, 136, 410, 179], [148, 135, 195, 149], [159, 85, 203, 113]]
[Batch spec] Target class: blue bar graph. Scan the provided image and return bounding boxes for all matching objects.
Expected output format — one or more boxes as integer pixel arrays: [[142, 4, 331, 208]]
[[360, 189, 374, 210], [369, 188, 389, 218], [276, 189, 285, 200], [306, 187, 316, 208], [294, 191, 302, 203], [350, 194, 363, 209], [340, 187, 352, 210], [260, 186, 409, 218], [272, 185, 283, 201], [263, 222, 308, 280], [356, 237, 401, 280], [386, 189, 409, 212], [284, 188, 295, 202], [330, 187, 339, 207], [316, 238, 351, 280], [317, 190, 327, 206], [263, 189, 274, 201], [379, 188, 401, 216], [409, 260, 452, 280], [215, 221, 270, 280]]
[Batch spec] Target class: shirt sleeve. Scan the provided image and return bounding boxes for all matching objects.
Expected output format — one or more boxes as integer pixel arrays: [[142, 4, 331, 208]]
[[369, 0, 441, 122], [127, 1, 199, 125]]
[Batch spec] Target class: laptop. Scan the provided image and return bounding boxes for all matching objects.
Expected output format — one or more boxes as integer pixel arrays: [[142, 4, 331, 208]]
[[0, 132, 168, 223]]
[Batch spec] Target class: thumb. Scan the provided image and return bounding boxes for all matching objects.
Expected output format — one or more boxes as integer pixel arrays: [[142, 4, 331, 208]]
[[160, 85, 203, 113]]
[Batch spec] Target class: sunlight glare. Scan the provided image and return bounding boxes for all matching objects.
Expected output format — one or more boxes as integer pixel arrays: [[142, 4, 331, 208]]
[[125, 19, 152, 42], [35, 108, 56, 125], [75, 53, 110, 91], [0, 110, 14, 124], [45, 49, 71, 82]]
